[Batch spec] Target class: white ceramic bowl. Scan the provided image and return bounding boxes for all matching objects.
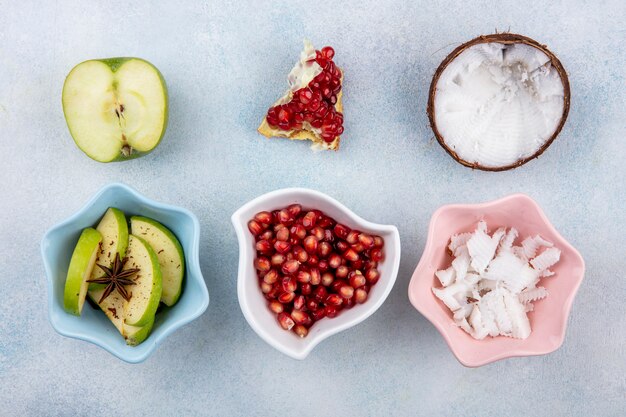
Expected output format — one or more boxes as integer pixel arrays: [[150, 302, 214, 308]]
[[232, 188, 401, 359]]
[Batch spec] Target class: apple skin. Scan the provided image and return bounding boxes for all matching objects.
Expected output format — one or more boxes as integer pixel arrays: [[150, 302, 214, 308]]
[[130, 216, 184, 306], [123, 316, 155, 346], [62, 57, 168, 162], [123, 235, 163, 327], [63, 228, 103, 315]]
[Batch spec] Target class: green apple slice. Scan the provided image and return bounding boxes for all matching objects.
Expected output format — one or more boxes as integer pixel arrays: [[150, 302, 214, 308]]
[[88, 283, 125, 334], [88, 284, 154, 346], [123, 316, 155, 346], [62, 57, 168, 162], [63, 228, 103, 315], [87, 207, 128, 316], [130, 216, 184, 306], [123, 235, 162, 327], [89, 207, 128, 273]]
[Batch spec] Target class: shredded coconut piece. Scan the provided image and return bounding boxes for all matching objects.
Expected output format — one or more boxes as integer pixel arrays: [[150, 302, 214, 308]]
[[530, 247, 561, 272], [448, 232, 472, 254], [521, 235, 553, 259], [519, 287, 548, 304], [433, 221, 560, 340]]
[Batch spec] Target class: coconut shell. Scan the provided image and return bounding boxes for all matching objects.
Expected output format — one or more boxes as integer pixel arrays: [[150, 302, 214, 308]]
[[258, 73, 343, 151], [427, 33, 571, 171]]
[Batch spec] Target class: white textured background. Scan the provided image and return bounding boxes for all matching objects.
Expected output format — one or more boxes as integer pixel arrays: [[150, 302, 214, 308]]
[[1, 1, 625, 416]]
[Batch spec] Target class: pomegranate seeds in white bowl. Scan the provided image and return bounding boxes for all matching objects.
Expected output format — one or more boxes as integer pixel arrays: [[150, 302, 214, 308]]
[[232, 188, 401, 359]]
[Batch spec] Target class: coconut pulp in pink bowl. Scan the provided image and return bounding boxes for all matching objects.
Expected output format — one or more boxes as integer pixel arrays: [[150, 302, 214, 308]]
[[408, 193, 585, 367]]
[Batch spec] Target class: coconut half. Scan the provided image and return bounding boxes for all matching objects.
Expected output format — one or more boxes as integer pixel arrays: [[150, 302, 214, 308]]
[[427, 34, 570, 171]]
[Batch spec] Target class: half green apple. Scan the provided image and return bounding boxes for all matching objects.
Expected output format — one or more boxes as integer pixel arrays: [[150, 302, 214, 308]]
[[62, 57, 168, 162], [63, 228, 102, 315], [130, 216, 184, 306]]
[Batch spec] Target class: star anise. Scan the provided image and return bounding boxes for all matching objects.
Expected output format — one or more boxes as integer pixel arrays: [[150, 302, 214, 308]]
[[87, 253, 139, 303]]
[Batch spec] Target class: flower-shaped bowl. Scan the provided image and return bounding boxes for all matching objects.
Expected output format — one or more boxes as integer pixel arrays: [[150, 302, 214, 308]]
[[41, 182, 209, 363], [408, 193, 584, 367], [232, 188, 401, 359]]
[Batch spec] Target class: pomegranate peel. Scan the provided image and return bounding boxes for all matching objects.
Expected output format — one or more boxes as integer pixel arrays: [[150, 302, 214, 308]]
[[258, 40, 344, 151]]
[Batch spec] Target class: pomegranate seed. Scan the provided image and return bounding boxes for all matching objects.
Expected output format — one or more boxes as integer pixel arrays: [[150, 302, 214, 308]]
[[248, 220, 263, 236], [307, 254, 319, 266], [266, 284, 280, 299], [335, 240, 349, 252], [293, 324, 308, 338], [373, 235, 384, 248], [310, 226, 325, 240], [323, 229, 334, 242], [325, 305, 339, 318], [346, 230, 360, 244], [278, 291, 295, 303], [318, 259, 329, 271], [276, 227, 290, 241], [274, 240, 291, 254], [321, 46, 335, 59], [321, 272, 334, 286], [291, 224, 307, 240], [303, 236, 318, 254], [330, 280, 344, 294], [255, 257, 270, 272], [334, 224, 351, 239], [313, 286, 328, 302], [349, 271, 366, 288], [365, 260, 378, 270], [260, 281, 272, 294], [339, 285, 354, 299], [274, 223, 286, 232], [302, 211, 317, 228], [255, 239, 272, 253], [292, 245, 309, 263], [259, 230, 273, 241], [351, 259, 363, 270], [287, 204, 302, 217], [306, 298, 319, 311], [335, 265, 349, 278], [300, 282, 312, 295], [271, 253, 285, 266], [291, 309, 310, 325], [318, 241, 332, 257], [282, 260, 300, 276], [344, 296, 355, 309], [278, 312, 295, 330], [282, 276, 298, 292], [328, 253, 342, 269], [370, 248, 384, 262], [310, 268, 321, 285], [343, 248, 359, 262], [269, 300, 284, 314], [263, 269, 279, 284], [355, 288, 368, 304], [293, 295, 305, 310], [312, 308, 326, 321], [325, 294, 343, 306], [319, 217, 334, 229], [277, 209, 292, 224], [352, 242, 366, 253], [296, 270, 311, 283], [365, 268, 380, 285], [254, 211, 273, 225]]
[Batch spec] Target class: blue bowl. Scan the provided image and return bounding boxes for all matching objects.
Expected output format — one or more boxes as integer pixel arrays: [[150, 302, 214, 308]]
[[41, 183, 209, 363]]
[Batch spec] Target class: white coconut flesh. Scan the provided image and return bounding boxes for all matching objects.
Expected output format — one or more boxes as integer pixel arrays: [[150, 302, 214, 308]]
[[433, 42, 565, 168]]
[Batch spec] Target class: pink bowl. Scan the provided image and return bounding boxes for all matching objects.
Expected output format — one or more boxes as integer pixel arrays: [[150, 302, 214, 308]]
[[408, 194, 585, 367]]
